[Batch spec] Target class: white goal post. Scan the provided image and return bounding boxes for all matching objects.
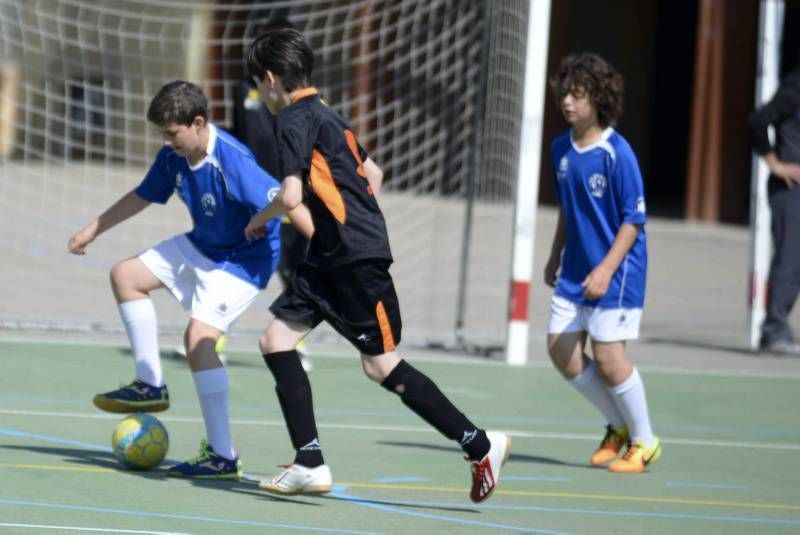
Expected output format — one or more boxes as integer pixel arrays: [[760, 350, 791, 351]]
[[747, 0, 783, 350]]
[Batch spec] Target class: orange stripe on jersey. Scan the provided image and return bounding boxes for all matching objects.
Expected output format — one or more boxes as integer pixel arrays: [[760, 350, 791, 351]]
[[375, 301, 396, 353], [310, 149, 346, 224], [344, 129, 367, 178], [291, 87, 319, 103]]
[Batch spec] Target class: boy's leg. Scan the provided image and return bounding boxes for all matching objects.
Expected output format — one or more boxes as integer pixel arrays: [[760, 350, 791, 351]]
[[167, 262, 261, 478], [593, 341, 652, 442], [260, 318, 321, 466], [278, 223, 313, 372], [548, 296, 629, 466], [548, 296, 627, 430], [592, 340, 660, 473], [185, 319, 233, 459], [93, 256, 169, 413], [259, 317, 333, 495], [364, 352, 509, 503], [364, 352, 490, 458], [112, 257, 165, 387], [547, 331, 626, 430]]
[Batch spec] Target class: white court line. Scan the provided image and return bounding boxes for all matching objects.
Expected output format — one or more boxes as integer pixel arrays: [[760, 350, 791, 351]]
[[3, 336, 800, 379], [2, 408, 799, 452], [0, 523, 189, 534]]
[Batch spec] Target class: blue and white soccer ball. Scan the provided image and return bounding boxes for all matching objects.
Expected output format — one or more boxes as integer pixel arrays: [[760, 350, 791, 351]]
[[111, 413, 169, 470]]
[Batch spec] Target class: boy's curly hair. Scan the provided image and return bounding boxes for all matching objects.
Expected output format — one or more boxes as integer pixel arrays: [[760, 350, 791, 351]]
[[549, 53, 624, 127]]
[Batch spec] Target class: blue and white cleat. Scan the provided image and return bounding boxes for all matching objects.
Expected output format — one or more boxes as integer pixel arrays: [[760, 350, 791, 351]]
[[167, 440, 242, 479], [93, 379, 169, 413]]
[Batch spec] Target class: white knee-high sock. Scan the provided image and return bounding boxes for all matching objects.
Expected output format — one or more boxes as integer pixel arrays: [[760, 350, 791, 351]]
[[192, 367, 236, 460], [118, 299, 162, 387], [569, 359, 626, 429], [608, 368, 655, 444]]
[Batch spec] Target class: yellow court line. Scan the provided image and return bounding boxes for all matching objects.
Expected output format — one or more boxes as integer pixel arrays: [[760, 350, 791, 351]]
[[339, 481, 800, 512], [2, 463, 798, 512], [0, 463, 115, 474]]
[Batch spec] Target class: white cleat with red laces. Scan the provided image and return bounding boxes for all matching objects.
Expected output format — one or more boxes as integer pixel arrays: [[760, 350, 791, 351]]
[[258, 463, 333, 495], [468, 431, 511, 503]]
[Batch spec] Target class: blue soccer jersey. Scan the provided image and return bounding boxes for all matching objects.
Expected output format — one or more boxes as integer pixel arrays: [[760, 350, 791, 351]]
[[135, 124, 281, 289], [550, 127, 647, 308]]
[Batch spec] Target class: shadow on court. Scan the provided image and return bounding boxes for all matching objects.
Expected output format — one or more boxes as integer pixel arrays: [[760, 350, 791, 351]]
[[376, 440, 590, 469], [1, 444, 164, 480], [321, 492, 481, 514]]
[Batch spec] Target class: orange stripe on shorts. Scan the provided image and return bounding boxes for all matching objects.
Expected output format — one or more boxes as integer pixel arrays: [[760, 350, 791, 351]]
[[375, 300, 396, 353]]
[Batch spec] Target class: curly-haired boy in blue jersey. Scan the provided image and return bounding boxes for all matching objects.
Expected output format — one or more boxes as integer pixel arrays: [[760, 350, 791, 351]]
[[545, 54, 661, 473]]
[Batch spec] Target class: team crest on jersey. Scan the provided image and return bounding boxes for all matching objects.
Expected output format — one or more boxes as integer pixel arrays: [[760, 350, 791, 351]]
[[267, 187, 279, 202], [636, 196, 646, 213], [557, 156, 569, 182], [201, 193, 216, 216], [588, 173, 607, 198]]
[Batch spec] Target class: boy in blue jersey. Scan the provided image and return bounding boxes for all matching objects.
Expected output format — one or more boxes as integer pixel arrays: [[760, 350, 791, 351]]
[[242, 28, 509, 503], [67, 80, 311, 478], [544, 54, 660, 473]]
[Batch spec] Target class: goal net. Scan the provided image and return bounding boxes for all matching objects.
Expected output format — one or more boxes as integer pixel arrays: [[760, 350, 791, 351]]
[[0, 0, 528, 351]]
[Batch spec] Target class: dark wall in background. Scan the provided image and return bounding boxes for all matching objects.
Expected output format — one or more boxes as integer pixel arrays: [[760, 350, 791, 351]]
[[539, 0, 759, 224]]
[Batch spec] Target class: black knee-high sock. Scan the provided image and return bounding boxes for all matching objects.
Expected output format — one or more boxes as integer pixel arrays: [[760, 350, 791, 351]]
[[264, 350, 324, 468], [381, 359, 490, 460]]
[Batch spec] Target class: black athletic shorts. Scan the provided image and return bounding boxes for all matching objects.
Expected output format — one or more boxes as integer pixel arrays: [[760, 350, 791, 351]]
[[278, 221, 309, 286], [269, 259, 402, 356]]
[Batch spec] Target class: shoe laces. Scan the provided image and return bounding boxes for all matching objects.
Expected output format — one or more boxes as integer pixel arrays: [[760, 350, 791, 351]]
[[468, 456, 486, 480], [620, 441, 641, 461], [185, 440, 214, 466]]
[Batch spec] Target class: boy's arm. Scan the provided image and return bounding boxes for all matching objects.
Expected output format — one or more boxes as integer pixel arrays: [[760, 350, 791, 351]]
[[544, 207, 566, 287], [582, 222, 640, 299], [244, 173, 304, 240], [67, 189, 151, 255], [287, 202, 314, 239], [363, 157, 384, 196]]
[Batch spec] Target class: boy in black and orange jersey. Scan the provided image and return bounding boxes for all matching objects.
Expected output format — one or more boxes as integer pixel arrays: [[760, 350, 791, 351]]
[[244, 27, 509, 504]]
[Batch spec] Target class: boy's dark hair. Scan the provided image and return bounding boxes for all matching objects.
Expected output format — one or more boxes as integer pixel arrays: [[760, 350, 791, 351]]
[[147, 80, 208, 127], [246, 27, 313, 92], [549, 53, 624, 127]]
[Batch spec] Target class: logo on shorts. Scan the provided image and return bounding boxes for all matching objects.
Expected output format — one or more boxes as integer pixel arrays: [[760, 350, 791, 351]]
[[201, 193, 217, 216], [267, 187, 279, 203], [588, 174, 607, 198], [618, 313, 627, 325], [216, 302, 228, 313], [175, 172, 183, 191], [356, 333, 371, 343]]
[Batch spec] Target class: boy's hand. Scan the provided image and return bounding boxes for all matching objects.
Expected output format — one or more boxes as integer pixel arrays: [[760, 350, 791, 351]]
[[67, 228, 95, 255], [244, 215, 267, 240], [582, 265, 612, 299], [544, 256, 560, 287]]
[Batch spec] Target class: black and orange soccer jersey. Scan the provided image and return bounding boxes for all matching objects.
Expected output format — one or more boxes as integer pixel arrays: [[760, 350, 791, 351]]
[[275, 87, 392, 268]]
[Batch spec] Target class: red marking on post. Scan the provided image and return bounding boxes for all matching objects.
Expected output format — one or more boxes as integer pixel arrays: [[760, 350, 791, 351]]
[[509, 281, 530, 321]]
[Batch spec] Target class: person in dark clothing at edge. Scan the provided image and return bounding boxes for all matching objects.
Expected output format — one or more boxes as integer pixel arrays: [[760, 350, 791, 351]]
[[749, 67, 800, 356], [230, 15, 314, 371]]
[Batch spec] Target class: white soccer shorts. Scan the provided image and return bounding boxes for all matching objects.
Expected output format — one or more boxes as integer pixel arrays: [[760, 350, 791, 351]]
[[139, 234, 259, 332], [547, 295, 642, 342]]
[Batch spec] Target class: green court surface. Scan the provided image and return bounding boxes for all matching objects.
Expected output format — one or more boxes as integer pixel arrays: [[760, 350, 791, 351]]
[[1, 338, 799, 534]]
